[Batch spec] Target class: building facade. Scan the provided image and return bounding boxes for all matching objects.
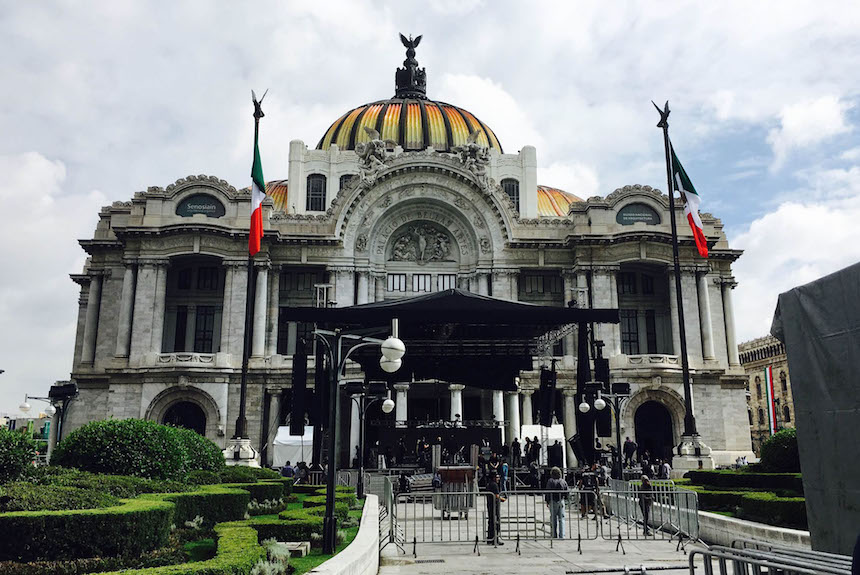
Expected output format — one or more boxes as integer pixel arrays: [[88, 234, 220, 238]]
[[63, 39, 753, 467], [739, 334, 796, 455]]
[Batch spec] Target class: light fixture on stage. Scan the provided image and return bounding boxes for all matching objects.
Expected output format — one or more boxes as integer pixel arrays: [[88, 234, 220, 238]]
[[593, 397, 606, 411], [380, 357, 401, 373], [578, 401, 591, 413]]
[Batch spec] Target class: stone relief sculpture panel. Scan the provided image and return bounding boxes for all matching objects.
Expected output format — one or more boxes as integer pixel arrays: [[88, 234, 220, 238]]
[[387, 221, 456, 265]]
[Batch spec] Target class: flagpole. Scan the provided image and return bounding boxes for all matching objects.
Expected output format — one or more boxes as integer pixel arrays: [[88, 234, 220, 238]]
[[654, 101, 698, 437], [234, 100, 264, 440]]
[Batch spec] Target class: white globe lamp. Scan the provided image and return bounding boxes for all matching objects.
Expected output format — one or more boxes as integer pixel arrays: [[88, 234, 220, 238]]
[[578, 401, 590, 414], [380, 336, 406, 361], [381, 397, 395, 414], [44, 404, 57, 417], [380, 356, 402, 373], [19, 400, 31, 414], [594, 397, 606, 411]]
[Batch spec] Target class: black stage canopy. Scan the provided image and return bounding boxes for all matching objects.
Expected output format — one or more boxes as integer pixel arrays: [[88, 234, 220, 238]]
[[282, 289, 619, 391]]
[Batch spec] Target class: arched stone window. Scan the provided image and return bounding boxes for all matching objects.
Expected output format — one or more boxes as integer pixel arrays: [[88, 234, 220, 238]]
[[501, 178, 519, 210], [755, 377, 762, 399], [757, 408, 765, 425], [780, 371, 787, 392], [748, 410, 753, 426], [783, 405, 791, 422], [306, 174, 327, 211]]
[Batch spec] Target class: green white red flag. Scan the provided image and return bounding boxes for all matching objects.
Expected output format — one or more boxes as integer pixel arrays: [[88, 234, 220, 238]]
[[249, 127, 266, 256], [764, 365, 777, 434], [670, 143, 708, 258]]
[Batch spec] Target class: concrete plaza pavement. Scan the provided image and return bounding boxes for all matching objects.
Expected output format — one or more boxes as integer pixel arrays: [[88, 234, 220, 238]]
[[381, 536, 706, 575]]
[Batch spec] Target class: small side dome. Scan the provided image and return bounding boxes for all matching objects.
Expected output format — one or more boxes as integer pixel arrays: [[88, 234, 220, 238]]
[[537, 185, 583, 217]]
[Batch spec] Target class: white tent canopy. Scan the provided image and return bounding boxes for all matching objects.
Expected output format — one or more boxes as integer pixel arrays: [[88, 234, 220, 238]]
[[272, 426, 314, 468], [520, 424, 568, 469]]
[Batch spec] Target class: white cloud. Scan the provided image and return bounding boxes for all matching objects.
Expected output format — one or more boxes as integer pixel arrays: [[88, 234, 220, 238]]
[[732, 167, 860, 342], [840, 146, 860, 161], [0, 153, 106, 413], [767, 96, 853, 171], [537, 162, 600, 199]]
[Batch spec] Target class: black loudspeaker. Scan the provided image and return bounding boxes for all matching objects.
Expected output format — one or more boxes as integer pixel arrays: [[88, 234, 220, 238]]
[[289, 341, 308, 436], [593, 356, 612, 437], [315, 339, 329, 428], [538, 367, 557, 427], [568, 433, 586, 465]]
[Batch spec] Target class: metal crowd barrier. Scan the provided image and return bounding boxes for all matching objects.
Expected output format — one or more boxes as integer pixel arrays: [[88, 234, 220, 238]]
[[691, 545, 852, 575], [728, 539, 853, 573], [602, 479, 699, 544]]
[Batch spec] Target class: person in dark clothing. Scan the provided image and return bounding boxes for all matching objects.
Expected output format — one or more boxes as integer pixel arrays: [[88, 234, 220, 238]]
[[531, 436, 542, 465], [484, 471, 505, 545], [511, 438, 522, 468], [638, 475, 653, 535], [623, 437, 637, 468], [524, 437, 533, 464], [280, 461, 295, 478]]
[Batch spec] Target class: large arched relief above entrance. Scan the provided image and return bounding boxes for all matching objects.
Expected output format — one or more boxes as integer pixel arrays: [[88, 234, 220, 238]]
[[387, 221, 458, 265]]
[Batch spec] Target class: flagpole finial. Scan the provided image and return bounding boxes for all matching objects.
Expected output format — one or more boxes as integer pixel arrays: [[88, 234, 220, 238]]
[[652, 100, 670, 129], [252, 89, 268, 120]]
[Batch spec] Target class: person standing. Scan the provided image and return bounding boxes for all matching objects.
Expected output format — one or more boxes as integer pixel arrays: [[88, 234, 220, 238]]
[[484, 471, 505, 545], [638, 475, 653, 535], [623, 437, 637, 468], [660, 459, 671, 480], [511, 437, 522, 469], [531, 436, 542, 466], [523, 437, 533, 465], [500, 459, 510, 492], [280, 461, 295, 478], [545, 466, 569, 539]]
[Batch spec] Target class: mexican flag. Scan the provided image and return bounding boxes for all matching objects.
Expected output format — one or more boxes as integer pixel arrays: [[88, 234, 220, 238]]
[[670, 143, 708, 258], [249, 127, 266, 256], [764, 365, 777, 434]]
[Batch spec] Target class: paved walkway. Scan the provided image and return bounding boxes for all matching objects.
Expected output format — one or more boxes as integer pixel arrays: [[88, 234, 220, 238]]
[[381, 536, 704, 575]]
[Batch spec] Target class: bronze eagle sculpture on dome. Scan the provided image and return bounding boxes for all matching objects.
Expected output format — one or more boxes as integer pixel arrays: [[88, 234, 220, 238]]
[[400, 33, 422, 50]]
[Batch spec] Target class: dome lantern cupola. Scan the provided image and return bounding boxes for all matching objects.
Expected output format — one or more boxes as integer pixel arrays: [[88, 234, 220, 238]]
[[316, 34, 502, 153]]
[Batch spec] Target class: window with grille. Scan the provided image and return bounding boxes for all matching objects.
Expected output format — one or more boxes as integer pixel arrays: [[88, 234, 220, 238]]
[[306, 174, 327, 211], [194, 306, 216, 353], [197, 267, 219, 290], [339, 174, 356, 191], [783, 405, 791, 422], [755, 377, 762, 398], [387, 274, 406, 292], [438, 274, 457, 291], [173, 306, 188, 352], [412, 274, 431, 292], [780, 372, 787, 391], [618, 272, 637, 294], [177, 268, 192, 290], [501, 178, 520, 210], [645, 310, 657, 353], [620, 309, 640, 354], [524, 275, 544, 293], [748, 410, 753, 425], [546, 275, 562, 294], [758, 408, 765, 425], [641, 274, 654, 295]]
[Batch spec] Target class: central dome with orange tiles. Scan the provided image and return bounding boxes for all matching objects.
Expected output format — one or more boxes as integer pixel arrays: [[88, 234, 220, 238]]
[[317, 34, 502, 154]]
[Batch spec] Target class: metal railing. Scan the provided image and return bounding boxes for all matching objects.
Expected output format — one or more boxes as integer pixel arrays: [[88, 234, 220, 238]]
[[728, 539, 853, 573], [690, 545, 852, 575], [603, 479, 698, 544]]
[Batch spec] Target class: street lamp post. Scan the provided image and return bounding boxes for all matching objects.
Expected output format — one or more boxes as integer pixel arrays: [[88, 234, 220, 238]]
[[314, 322, 404, 554], [578, 382, 631, 479], [351, 387, 395, 499]]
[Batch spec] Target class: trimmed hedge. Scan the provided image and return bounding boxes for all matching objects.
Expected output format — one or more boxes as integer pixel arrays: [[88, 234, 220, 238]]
[[217, 466, 281, 484], [146, 485, 249, 528], [292, 483, 326, 495], [52, 419, 223, 480], [0, 483, 119, 512], [759, 428, 800, 472], [305, 502, 349, 523], [309, 489, 358, 508], [0, 498, 173, 562], [0, 429, 37, 484], [26, 467, 190, 498], [99, 523, 265, 575], [221, 481, 283, 503], [230, 515, 324, 544], [741, 491, 807, 528], [686, 470, 803, 493]]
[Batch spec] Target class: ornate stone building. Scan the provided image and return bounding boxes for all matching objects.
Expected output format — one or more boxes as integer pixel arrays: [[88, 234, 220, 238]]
[[64, 38, 753, 467], [739, 335, 795, 456]]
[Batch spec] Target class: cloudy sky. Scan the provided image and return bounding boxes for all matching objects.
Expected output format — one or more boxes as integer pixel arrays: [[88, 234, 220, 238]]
[[2, 1, 859, 413]]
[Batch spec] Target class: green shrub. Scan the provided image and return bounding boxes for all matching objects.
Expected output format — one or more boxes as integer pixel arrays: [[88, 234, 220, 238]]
[[99, 523, 265, 575], [740, 491, 807, 528], [0, 429, 37, 484], [0, 483, 119, 512], [0, 498, 173, 562], [760, 428, 800, 472], [24, 467, 190, 498], [243, 512, 325, 543], [310, 489, 358, 508], [304, 502, 349, 523], [218, 466, 281, 484], [222, 482, 283, 503], [0, 540, 188, 574], [52, 419, 222, 480], [171, 427, 225, 474], [292, 483, 326, 495], [186, 470, 220, 485], [686, 469, 803, 493], [150, 485, 249, 528]]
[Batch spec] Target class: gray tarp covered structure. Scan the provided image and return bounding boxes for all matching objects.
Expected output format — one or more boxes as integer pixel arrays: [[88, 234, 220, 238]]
[[771, 261, 860, 555]]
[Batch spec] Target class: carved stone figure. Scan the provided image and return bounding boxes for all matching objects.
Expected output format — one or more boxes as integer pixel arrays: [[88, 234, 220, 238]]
[[451, 129, 491, 192], [356, 126, 396, 184], [355, 234, 368, 252], [388, 222, 454, 264]]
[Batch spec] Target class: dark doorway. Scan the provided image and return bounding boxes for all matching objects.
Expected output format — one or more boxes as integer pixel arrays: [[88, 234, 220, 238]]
[[634, 401, 674, 462], [163, 401, 206, 435]]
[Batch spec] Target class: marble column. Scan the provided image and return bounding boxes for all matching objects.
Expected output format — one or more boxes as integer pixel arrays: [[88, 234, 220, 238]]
[[394, 383, 410, 428], [333, 268, 355, 307], [668, 271, 682, 356], [492, 390, 505, 425], [356, 271, 370, 305], [115, 264, 135, 357], [220, 263, 234, 354], [349, 395, 361, 467], [449, 384, 464, 424], [521, 388, 534, 426], [608, 272, 622, 356], [226, 263, 249, 357], [510, 271, 519, 302], [130, 262, 158, 362], [680, 269, 703, 363], [265, 391, 282, 466], [562, 270, 576, 357], [698, 271, 716, 360], [591, 268, 615, 351], [374, 273, 385, 302], [184, 304, 197, 351], [722, 280, 740, 366], [266, 266, 280, 357], [505, 390, 521, 445], [252, 264, 268, 357], [562, 388, 578, 468], [150, 262, 168, 354], [81, 273, 103, 365]]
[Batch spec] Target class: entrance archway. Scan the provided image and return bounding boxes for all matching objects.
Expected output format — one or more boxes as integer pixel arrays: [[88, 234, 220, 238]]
[[163, 401, 206, 435], [634, 401, 674, 462]]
